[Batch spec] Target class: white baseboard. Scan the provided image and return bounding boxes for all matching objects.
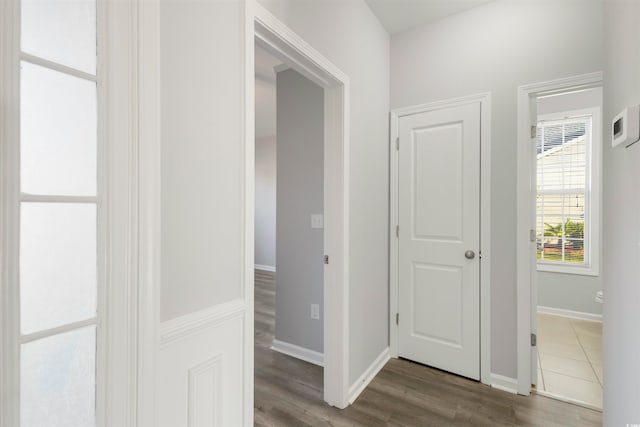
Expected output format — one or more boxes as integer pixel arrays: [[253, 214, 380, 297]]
[[490, 373, 518, 395], [537, 306, 602, 323], [254, 264, 276, 272], [348, 347, 390, 404], [270, 339, 323, 367]]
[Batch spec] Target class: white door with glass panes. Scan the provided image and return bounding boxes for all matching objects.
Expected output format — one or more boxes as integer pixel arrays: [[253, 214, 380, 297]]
[[4, 0, 102, 425], [397, 102, 481, 381]]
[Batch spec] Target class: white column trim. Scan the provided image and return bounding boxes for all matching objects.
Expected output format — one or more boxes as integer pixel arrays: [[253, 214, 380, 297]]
[[0, 0, 21, 424], [136, 0, 162, 424]]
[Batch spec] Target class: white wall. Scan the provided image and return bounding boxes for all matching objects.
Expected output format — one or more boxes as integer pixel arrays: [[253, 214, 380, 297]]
[[257, 0, 391, 385], [255, 78, 276, 140], [391, 0, 604, 378], [536, 88, 603, 316], [158, 0, 246, 423], [603, 0, 640, 423], [254, 136, 276, 269], [274, 69, 324, 354], [254, 54, 278, 269], [160, 0, 244, 321]]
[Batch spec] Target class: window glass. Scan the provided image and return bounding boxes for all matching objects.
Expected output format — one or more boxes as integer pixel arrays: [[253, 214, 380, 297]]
[[20, 62, 97, 196], [21, 327, 96, 427], [21, 0, 96, 74], [20, 203, 97, 334], [536, 116, 590, 266]]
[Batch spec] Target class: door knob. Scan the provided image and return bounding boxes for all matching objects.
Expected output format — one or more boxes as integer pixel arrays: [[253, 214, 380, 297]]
[[465, 250, 475, 260]]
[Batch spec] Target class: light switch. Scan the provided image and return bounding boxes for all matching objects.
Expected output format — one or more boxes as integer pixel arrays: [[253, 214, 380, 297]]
[[311, 214, 324, 229], [311, 304, 320, 320]]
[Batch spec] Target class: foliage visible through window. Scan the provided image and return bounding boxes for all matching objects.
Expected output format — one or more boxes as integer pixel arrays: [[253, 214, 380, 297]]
[[536, 116, 591, 265]]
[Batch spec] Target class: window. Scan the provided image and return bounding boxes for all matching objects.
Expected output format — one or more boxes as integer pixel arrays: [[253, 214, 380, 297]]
[[536, 108, 600, 275], [4, 0, 103, 425]]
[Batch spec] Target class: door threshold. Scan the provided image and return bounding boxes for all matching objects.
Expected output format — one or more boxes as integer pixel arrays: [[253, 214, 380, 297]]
[[534, 389, 602, 412]]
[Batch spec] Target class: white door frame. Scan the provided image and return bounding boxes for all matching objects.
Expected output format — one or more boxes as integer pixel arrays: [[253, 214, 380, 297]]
[[245, 2, 351, 409], [389, 93, 492, 385], [515, 72, 603, 395]]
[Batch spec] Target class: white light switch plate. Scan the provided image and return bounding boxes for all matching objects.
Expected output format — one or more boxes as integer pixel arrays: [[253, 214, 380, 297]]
[[311, 304, 320, 320], [311, 214, 324, 229]]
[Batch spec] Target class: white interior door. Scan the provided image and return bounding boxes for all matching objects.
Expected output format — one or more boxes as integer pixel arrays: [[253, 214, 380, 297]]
[[397, 102, 481, 380]]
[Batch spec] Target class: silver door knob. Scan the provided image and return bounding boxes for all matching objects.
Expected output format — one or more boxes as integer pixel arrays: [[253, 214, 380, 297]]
[[465, 250, 475, 259]]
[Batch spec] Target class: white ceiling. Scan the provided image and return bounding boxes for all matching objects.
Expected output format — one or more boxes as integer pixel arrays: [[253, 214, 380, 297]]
[[365, 0, 495, 35]]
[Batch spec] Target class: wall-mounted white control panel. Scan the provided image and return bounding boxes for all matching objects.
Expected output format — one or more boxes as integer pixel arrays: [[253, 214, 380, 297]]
[[612, 104, 640, 148]]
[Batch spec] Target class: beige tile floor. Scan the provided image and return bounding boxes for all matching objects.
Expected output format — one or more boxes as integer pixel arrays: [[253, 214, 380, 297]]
[[536, 313, 603, 410]]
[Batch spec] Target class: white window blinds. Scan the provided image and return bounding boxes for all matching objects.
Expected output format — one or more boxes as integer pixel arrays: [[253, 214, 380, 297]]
[[536, 115, 591, 266]]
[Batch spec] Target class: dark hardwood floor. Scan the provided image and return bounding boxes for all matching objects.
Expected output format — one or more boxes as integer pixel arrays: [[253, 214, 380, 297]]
[[254, 270, 602, 426]]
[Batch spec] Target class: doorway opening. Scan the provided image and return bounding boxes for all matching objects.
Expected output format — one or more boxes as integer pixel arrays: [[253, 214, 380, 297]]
[[254, 41, 327, 404], [516, 73, 603, 410], [247, 4, 351, 409]]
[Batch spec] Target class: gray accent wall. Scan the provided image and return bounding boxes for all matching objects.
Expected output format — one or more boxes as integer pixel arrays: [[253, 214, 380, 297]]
[[274, 69, 324, 353], [603, 0, 640, 423], [536, 88, 603, 316], [390, 0, 604, 378]]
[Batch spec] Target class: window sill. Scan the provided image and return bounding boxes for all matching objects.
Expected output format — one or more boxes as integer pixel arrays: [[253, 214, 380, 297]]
[[537, 263, 599, 277]]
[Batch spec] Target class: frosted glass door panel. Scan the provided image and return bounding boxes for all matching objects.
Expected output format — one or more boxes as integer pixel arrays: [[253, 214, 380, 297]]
[[20, 62, 97, 196], [21, 326, 96, 427], [20, 203, 97, 334], [21, 0, 96, 74]]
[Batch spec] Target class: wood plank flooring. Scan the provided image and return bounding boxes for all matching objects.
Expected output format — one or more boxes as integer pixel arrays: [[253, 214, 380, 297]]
[[254, 270, 602, 426]]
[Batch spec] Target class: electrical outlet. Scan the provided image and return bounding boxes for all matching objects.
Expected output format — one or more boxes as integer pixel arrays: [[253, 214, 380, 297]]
[[310, 304, 320, 320], [311, 214, 324, 229]]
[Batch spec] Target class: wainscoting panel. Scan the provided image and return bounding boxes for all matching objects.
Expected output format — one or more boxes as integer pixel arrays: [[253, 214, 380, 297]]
[[188, 355, 222, 427], [157, 299, 245, 427]]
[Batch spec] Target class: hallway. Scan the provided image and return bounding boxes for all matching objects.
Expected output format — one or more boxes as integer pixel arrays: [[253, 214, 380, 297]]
[[253, 270, 601, 426]]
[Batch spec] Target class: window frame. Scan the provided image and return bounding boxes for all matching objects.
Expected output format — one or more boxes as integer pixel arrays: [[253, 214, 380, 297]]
[[536, 106, 601, 277], [0, 0, 139, 426]]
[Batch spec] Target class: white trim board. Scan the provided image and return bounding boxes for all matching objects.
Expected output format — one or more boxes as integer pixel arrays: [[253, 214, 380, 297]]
[[490, 374, 518, 395], [0, 0, 21, 423], [243, 2, 256, 425], [389, 92, 492, 386], [160, 298, 246, 348], [270, 339, 324, 367], [254, 264, 276, 272], [537, 306, 602, 323], [516, 71, 604, 396], [137, 0, 163, 424], [348, 347, 390, 404], [535, 389, 602, 412], [250, 2, 351, 410]]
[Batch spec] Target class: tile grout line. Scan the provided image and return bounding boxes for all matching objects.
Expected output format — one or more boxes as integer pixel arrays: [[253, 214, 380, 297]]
[[570, 318, 603, 389], [537, 350, 546, 391]]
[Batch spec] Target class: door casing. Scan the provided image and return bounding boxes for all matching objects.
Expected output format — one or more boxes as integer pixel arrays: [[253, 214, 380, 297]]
[[389, 93, 492, 386], [516, 72, 604, 396]]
